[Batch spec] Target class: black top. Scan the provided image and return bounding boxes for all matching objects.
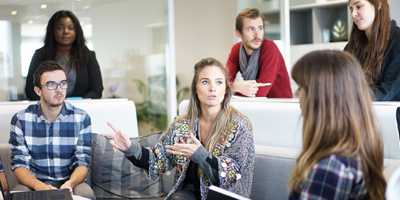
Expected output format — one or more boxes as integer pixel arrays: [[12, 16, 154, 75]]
[[126, 138, 220, 190], [345, 20, 400, 101], [373, 20, 400, 101], [25, 47, 104, 100]]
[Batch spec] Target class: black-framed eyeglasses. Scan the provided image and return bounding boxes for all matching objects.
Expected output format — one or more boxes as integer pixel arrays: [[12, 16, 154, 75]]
[[40, 81, 69, 90]]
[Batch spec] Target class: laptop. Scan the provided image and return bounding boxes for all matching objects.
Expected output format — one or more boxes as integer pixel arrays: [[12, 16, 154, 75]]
[[206, 185, 251, 200], [0, 155, 73, 200]]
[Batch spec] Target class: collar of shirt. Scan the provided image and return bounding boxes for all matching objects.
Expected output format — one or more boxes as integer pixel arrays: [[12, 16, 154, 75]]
[[35, 102, 68, 123]]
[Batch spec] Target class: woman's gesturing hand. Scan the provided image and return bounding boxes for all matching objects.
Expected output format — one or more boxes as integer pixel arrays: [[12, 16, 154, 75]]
[[101, 122, 132, 152], [166, 133, 202, 158]]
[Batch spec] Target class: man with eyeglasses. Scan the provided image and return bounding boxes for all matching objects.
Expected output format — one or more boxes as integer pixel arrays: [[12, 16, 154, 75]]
[[9, 60, 95, 199]]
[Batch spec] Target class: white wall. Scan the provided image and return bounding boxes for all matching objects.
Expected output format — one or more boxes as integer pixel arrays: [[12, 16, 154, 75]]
[[0, 21, 12, 101], [174, 0, 235, 91], [390, 0, 400, 23], [174, 0, 400, 96]]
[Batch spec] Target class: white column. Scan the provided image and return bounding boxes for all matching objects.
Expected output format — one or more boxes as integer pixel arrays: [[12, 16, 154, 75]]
[[166, 0, 177, 124], [281, 0, 290, 70]]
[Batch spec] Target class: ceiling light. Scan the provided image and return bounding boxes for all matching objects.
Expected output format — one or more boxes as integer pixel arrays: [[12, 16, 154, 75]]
[[41, 4, 47, 9], [76, 0, 82, 1], [28, 20, 34, 24], [11, 11, 17, 15]]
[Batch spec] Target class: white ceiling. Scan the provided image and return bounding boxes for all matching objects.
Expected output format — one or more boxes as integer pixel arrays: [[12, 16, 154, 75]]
[[0, 0, 117, 24], [0, 0, 119, 38], [0, 0, 117, 6]]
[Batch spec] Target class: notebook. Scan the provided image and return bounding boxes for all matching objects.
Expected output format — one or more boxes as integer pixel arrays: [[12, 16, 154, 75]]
[[0, 155, 73, 200], [206, 185, 251, 200]]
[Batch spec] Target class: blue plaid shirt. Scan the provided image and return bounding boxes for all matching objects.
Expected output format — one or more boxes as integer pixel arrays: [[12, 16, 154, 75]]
[[9, 102, 92, 182], [289, 154, 367, 200]]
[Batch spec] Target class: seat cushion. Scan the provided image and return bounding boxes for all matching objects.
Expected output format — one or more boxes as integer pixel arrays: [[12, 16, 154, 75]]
[[91, 132, 164, 199], [250, 145, 298, 200]]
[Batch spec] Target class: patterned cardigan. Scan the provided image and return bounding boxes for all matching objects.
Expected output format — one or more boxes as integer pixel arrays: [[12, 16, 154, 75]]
[[145, 111, 255, 200]]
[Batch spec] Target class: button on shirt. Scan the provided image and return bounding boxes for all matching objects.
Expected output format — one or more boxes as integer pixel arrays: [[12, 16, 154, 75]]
[[9, 102, 92, 182]]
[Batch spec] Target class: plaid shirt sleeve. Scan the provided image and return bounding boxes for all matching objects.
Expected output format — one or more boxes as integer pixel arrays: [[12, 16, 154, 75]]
[[9, 113, 31, 170], [70, 113, 92, 170], [289, 155, 363, 200]]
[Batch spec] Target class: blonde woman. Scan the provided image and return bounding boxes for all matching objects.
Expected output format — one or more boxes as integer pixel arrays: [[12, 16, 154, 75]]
[[102, 57, 255, 200], [288, 50, 386, 199]]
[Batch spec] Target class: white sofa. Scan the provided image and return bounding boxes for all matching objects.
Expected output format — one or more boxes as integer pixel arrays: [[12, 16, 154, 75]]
[[0, 99, 150, 200], [179, 99, 400, 199], [0, 98, 398, 199], [0, 98, 139, 144]]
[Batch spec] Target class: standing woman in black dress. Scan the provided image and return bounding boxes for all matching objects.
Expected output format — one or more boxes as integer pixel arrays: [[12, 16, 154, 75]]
[[25, 10, 103, 100]]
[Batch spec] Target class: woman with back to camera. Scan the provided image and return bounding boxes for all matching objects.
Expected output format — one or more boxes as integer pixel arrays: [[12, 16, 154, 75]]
[[25, 10, 103, 100], [102, 57, 255, 200], [346, 0, 400, 100], [288, 50, 386, 200]]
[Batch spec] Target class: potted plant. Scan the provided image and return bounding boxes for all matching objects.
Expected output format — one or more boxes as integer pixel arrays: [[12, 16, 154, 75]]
[[133, 75, 189, 134]]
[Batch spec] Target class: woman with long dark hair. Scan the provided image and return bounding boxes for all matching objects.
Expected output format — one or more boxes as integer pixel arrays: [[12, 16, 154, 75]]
[[346, 0, 400, 100], [25, 10, 103, 100], [288, 50, 386, 199], [102, 57, 255, 200]]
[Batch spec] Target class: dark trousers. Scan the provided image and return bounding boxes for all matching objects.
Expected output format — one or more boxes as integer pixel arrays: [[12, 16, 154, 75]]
[[168, 184, 201, 200], [167, 189, 201, 200]]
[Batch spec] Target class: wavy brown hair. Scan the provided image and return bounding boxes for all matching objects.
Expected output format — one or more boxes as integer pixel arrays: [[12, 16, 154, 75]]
[[347, 0, 391, 85], [186, 57, 236, 152], [162, 58, 248, 154], [288, 50, 386, 199]]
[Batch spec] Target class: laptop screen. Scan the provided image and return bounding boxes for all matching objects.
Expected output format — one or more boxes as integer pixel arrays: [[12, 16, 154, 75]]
[[0, 156, 10, 199]]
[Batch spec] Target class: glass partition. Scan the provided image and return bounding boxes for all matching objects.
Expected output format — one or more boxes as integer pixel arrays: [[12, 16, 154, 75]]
[[0, 0, 172, 135]]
